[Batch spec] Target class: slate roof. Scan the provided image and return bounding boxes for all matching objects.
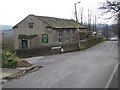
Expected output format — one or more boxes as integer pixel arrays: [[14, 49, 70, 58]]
[[35, 15, 86, 29], [13, 14, 86, 29]]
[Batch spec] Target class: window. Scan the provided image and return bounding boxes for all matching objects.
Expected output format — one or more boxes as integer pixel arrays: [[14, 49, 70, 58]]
[[46, 26, 52, 31], [79, 33, 86, 40], [29, 23, 34, 28], [71, 30, 75, 42], [21, 40, 28, 48], [42, 34, 48, 43], [66, 30, 70, 42], [59, 31, 63, 43]]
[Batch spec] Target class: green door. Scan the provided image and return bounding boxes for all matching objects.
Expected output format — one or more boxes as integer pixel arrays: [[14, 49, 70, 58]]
[[21, 40, 28, 48]]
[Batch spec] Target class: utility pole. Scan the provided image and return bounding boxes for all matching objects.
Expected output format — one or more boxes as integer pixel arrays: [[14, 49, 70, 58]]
[[94, 14, 97, 32], [80, 7, 83, 24], [88, 8, 91, 31], [74, 1, 81, 22], [74, 1, 81, 50], [118, 12, 120, 40], [88, 9, 90, 31], [105, 24, 109, 39]]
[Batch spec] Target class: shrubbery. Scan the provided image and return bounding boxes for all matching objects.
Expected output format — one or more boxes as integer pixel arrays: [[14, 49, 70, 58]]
[[2, 49, 19, 68]]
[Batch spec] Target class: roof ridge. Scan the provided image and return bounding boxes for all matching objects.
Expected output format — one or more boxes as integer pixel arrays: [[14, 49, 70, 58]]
[[14, 14, 86, 29], [13, 14, 86, 29], [33, 15, 53, 27], [34, 15, 74, 21]]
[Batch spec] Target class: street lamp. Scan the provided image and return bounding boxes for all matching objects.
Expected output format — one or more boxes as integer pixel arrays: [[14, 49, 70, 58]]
[[74, 1, 81, 22], [74, 1, 81, 50]]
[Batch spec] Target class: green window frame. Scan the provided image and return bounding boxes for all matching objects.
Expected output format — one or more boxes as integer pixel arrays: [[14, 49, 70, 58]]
[[21, 39, 28, 48], [42, 34, 48, 43]]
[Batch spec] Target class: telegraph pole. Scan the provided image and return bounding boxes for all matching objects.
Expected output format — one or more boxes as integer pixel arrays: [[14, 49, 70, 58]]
[[74, 1, 81, 50], [74, 1, 81, 22]]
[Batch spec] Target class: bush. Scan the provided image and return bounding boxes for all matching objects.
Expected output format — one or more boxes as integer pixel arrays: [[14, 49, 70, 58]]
[[2, 49, 19, 68], [4, 58, 17, 68]]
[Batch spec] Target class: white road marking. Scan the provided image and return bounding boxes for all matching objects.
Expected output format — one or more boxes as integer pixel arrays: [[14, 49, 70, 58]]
[[104, 63, 118, 88]]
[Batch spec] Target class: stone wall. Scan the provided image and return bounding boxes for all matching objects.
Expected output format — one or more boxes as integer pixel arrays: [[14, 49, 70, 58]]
[[15, 37, 105, 58]]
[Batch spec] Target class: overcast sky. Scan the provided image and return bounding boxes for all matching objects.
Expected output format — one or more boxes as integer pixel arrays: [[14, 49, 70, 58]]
[[0, 0, 108, 25]]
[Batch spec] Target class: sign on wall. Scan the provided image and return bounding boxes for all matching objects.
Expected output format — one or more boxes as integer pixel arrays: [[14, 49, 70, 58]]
[[42, 34, 48, 43]]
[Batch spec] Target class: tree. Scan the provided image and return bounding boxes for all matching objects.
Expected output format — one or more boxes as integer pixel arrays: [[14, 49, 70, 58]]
[[99, 0, 120, 17], [99, 0, 120, 39]]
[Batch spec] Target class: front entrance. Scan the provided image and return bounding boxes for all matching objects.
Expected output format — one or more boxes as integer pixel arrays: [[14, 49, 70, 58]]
[[21, 40, 28, 48]]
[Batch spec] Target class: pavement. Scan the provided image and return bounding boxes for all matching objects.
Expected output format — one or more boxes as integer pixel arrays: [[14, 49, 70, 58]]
[[1, 68, 20, 79], [2, 41, 118, 88], [0, 68, 20, 88], [0, 64, 38, 84]]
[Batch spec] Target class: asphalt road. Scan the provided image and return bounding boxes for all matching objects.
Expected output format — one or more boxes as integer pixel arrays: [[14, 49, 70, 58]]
[[2, 41, 118, 88], [109, 67, 118, 88]]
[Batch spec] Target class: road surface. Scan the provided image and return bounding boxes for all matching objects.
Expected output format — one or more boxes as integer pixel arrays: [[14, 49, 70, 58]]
[[2, 41, 118, 88]]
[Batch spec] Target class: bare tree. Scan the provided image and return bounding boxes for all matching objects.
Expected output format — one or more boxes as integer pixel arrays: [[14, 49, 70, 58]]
[[79, 7, 83, 25], [99, 0, 120, 38], [88, 8, 92, 31], [99, 0, 120, 17]]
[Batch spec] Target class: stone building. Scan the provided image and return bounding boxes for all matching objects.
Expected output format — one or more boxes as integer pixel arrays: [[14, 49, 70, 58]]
[[13, 14, 89, 57], [13, 14, 88, 49]]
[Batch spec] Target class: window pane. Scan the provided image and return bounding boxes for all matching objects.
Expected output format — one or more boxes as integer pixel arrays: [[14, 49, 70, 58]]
[[79, 33, 85, 40], [59, 31, 63, 43], [71, 30, 75, 42], [21, 40, 28, 48], [66, 30, 70, 42], [42, 34, 48, 43], [29, 23, 34, 28]]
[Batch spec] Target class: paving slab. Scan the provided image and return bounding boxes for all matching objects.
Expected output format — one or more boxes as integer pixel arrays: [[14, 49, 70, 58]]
[[1, 68, 20, 79]]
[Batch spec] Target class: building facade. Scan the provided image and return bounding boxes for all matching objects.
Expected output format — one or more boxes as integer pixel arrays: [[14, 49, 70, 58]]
[[13, 14, 88, 50]]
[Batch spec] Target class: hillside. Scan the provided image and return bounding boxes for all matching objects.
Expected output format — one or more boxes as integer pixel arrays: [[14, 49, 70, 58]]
[[0, 25, 13, 31]]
